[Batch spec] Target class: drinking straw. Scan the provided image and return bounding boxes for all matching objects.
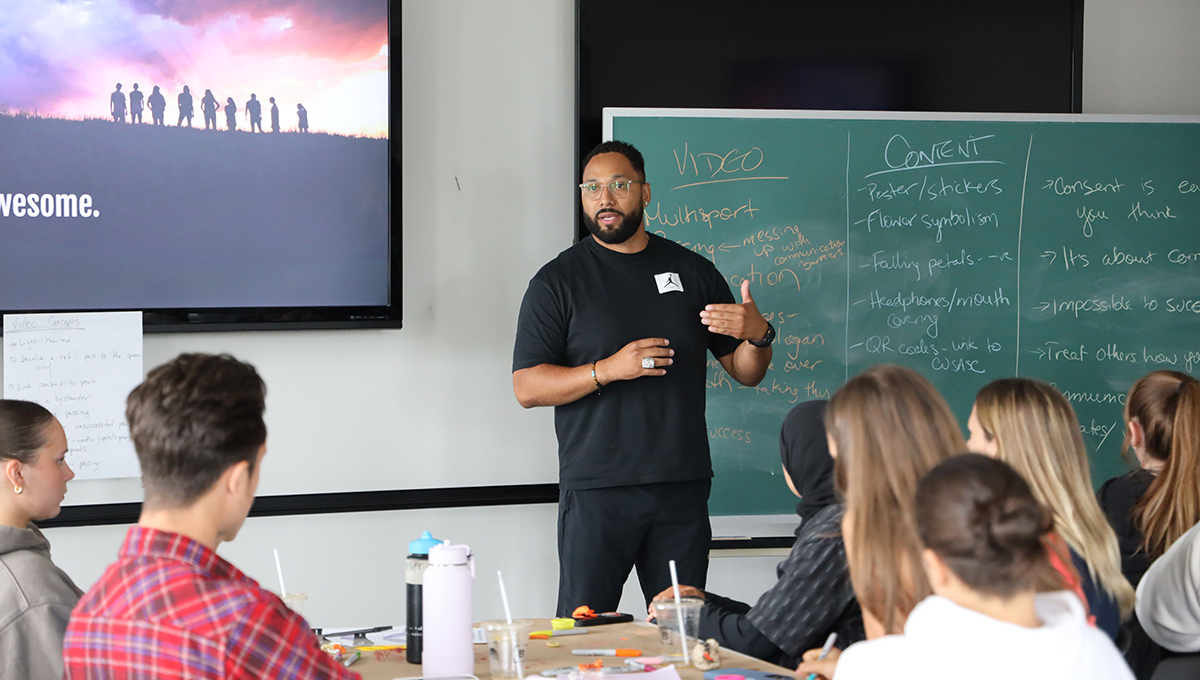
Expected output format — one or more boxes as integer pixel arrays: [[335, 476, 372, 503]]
[[274, 548, 288, 596], [498, 571, 524, 679], [668, 560, 689, 665], [498, 571, 513, 623]]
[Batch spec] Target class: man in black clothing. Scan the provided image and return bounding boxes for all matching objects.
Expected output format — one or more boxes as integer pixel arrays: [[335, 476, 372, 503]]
[[513, 141, 775, 616]]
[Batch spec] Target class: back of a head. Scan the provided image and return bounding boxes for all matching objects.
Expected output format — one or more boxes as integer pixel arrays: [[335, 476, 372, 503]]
[[825, 364, 965, 631], [1127, 370, 1199, 464], [0, 399, 56, 465], [1128, 370, 1200, 559], [780, 400, 835, 518], [917, 453, 1056, 599], [973, 378, 1092, 536], [974, 377, 1135, 614], [126, 353, 266, 509]]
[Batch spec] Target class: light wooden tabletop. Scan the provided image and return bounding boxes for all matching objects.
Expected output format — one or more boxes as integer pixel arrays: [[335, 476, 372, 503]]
[[353, 619, 796, 680]]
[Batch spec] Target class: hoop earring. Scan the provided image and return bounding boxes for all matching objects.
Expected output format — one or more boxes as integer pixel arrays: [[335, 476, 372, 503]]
[[13, 486, 22, 495]]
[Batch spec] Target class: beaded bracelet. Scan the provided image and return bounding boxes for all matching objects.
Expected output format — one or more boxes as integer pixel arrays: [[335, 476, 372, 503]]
[[590, 361, 601, 394]]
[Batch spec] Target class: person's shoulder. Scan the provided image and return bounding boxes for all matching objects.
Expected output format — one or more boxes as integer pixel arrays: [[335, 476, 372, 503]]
[[1066, 624, 1136, 680], [793, 505, 844, 544], [1098, 468, 1154, 501], [531, 240, 592, 280], [0, 539, 81, 606], [224, 587, 321, 658], [835, 635, 911, 680]]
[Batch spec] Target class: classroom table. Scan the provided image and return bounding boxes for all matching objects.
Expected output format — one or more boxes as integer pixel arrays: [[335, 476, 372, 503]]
[[352, 619, 796, 680]]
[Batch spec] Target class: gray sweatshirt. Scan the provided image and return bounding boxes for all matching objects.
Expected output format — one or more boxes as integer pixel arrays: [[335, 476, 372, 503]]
[[0, 524, 84, 680]]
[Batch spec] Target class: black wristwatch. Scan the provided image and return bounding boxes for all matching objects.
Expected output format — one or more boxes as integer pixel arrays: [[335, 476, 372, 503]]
[[748, 321, 775, 348]]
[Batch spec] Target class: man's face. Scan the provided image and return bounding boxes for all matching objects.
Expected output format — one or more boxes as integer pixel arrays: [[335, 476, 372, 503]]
[[580, 152, 648, 245]]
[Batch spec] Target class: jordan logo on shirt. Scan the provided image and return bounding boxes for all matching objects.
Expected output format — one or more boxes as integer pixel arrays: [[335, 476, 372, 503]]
[[655, 272, 683, 294]]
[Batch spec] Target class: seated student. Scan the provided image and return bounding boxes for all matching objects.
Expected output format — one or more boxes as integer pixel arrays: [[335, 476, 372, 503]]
[[1137, 519, 1200, 653], [0, 400, 83, 680], [798, 454, 1134, 680], [647, 400, 864, 668], [1097, 370, 1200, 587], [823, 364, 964, 638], [966, 378, 1133, 641], [62, 353, 357, 680]]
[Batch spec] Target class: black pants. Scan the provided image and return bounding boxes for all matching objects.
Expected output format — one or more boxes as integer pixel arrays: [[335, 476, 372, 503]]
[[556, 479, 712, 617]]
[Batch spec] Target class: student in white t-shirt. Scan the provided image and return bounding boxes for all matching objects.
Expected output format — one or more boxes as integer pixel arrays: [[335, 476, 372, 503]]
[[797, 454, 1133, 680]]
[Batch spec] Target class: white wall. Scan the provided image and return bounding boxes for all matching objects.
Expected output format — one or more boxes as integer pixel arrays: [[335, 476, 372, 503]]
[[1083, 0, 1200, 114], [30, 0, 1200, 628]]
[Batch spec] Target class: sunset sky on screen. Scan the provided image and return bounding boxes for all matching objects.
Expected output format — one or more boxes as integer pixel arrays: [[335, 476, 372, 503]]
[[0, 0, 388, 136]]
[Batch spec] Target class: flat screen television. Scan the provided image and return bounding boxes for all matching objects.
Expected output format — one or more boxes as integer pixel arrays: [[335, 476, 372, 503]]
[[0, 0, 399, 332], [578, 0, 1085, 211]]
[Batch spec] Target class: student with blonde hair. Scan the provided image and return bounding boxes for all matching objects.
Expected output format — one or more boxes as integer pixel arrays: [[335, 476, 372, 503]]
[[966, 378, 1134, 641], [822, 364, 964, 638], [1098, 370, 1200, 585]]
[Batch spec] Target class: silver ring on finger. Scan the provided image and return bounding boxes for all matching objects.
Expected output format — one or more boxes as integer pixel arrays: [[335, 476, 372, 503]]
[[641, 357, 656, 369]]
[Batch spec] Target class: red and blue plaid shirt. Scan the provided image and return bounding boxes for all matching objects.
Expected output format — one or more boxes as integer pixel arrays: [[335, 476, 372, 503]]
[[63, 526, 359, 679]]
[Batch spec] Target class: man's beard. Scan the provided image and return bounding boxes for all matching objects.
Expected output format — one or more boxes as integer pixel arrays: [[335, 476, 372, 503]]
[[583, 205, 643, 245]]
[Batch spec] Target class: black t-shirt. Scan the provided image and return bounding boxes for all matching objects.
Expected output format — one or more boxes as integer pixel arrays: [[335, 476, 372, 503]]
[[513, 234, 742, 489]]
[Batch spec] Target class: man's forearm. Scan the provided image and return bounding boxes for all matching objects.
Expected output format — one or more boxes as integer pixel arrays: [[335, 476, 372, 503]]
[[724, 342, 772, 387], [513, 362, 602, 408]]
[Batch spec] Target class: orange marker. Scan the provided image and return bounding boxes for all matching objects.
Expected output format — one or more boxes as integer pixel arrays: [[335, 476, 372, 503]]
[[571, 649, 641, 657]]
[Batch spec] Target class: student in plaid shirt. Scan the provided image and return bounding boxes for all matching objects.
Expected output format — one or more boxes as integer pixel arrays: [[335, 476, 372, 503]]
[[63, 353, 357, 679]]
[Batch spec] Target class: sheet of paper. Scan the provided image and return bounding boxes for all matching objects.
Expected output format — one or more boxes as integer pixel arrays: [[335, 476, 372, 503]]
[[639, 666, 682, 680], [3, 312, 143, 480]]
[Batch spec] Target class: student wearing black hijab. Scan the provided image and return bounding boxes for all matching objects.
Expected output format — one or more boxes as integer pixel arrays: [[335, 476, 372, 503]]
[[649, 400, 864, 668]]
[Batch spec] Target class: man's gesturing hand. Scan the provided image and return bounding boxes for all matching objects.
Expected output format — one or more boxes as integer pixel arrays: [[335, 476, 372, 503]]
[[597, 338, 674, 384], [700, 280, 769, 341]]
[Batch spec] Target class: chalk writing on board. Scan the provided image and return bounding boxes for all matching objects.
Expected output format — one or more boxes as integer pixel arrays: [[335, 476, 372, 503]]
[[670, 142, 789, 190], [613, 111, 1200, 515], [3, 312, 143, 480]]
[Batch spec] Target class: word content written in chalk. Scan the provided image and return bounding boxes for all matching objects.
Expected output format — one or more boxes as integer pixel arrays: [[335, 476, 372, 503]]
[[4, 311, 143, 479]]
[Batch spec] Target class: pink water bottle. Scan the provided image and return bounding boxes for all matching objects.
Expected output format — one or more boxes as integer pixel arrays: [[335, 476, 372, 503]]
[[421, 542, 475, 678]]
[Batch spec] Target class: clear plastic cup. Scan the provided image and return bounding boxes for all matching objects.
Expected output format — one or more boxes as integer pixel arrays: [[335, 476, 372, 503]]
[[281, 592, 308, 614], [484, 619, 533, 678], [651, 598, 703, 665]]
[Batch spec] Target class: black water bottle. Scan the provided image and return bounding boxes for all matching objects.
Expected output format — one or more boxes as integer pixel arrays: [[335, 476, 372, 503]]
[[406, 531, 441, 663]]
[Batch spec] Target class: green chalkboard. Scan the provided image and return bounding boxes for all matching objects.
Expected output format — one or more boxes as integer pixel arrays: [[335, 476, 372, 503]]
[[608, 110, 1200, 516]]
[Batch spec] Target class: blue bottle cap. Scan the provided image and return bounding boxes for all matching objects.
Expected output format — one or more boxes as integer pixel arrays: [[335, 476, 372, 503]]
[[409, 531, 442, 556]]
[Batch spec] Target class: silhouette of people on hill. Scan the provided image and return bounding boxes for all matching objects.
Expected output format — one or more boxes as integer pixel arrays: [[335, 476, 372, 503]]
[[177, 86, 194, 127], [110, 84, 126, 122], [129, 84, 144, 124], [201, 89, 219, 130], [297, 103, 309, 133], [148, 85, 166, 125], [245, 94, 263, 133], [269, 97, 280, 132], [224, 97, 237, 131]]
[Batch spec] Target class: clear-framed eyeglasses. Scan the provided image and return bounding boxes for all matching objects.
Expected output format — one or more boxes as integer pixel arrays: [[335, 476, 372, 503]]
[[579, 179, 643, 198]]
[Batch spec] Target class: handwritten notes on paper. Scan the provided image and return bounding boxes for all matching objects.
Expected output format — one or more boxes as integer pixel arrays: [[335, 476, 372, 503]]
[[3, 312, 143, 479]]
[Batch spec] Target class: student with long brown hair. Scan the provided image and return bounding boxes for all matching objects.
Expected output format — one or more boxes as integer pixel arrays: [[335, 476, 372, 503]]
[[822, 364, 964, 639], [798, 454, 1133, 680], [966, 378, 1134, 641], [1098, 370, 1200, 585]]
